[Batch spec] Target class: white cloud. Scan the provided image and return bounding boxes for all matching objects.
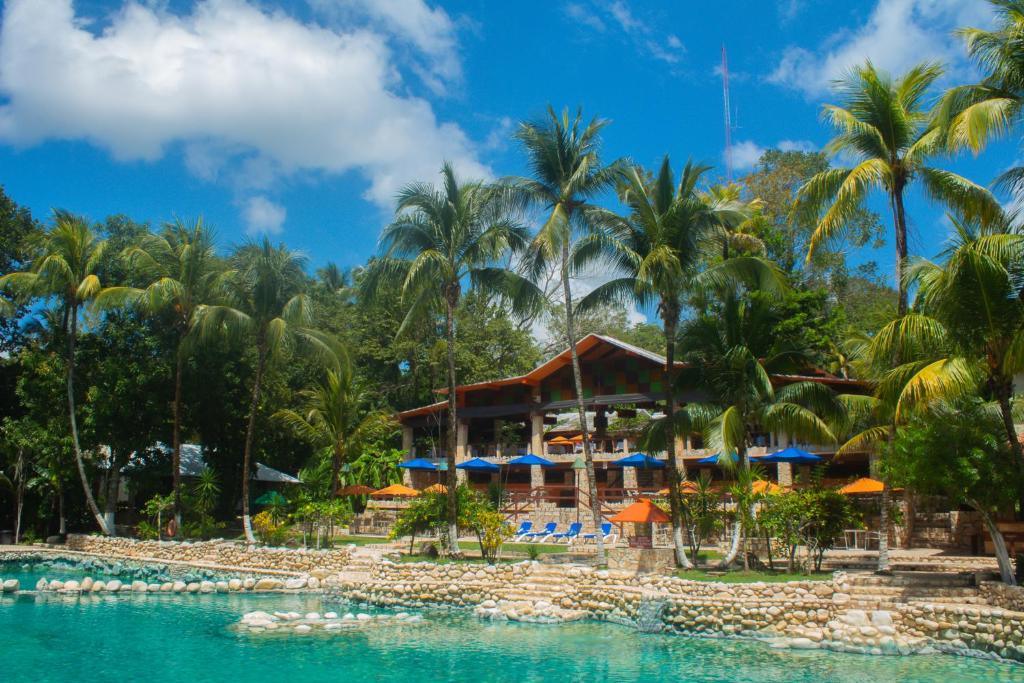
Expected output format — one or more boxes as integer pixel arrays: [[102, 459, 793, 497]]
[[727, 140, 766, 171], [243, 196, 287, 235], [565, 1, 684, 64], [768, 0, 994, 97], [0, 0, 489, 217], [778, 139, 817, 153]]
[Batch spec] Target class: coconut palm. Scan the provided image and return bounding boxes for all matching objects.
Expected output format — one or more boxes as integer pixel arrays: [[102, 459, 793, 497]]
[[677, 290, 843, 569], [361, 162, 538, 553], [937, 1, 1024, 192], [196, 239, 338, 543], [796, 61, 1001, 316], [274, 350, 381, 494], [95, 218, 224, 525], [511, 106, 622, 565], [579, 157, 782, 568], [0, 213, 111, 535]]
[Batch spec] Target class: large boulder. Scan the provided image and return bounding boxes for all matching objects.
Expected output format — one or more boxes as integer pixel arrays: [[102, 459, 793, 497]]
[[2, 579, 19, 593]]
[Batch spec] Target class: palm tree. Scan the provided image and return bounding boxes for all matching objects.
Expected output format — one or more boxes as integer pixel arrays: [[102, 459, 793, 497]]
[[796, 61, 1001, 316], [96, 218, 223, 526], [361, 162, 538, 553], [580, 157, 780, 568], [274, 349, 381, 494], [511, 106, 622, 565], [677, 290, 843, 569], [0, 213, 111, 535], [937, 1, 1024, 192], [196, 239, 338, 543]]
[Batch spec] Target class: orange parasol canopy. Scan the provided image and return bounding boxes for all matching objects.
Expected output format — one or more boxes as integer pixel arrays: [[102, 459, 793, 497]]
[[838, 477, 884, 495], [609, 498, 671, 524], [423, 483, 448, 494], [753, 480, 784, 495], [337, 484, 375, 496], [657, 481, 700, 496], [370, 483, 421, 498], [548, 436, 573, 445]]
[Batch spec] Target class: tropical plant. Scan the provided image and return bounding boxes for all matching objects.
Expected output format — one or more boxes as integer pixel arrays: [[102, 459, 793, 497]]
[[0, 213, 112, 534], [937, 0, 1024, 194], [361, 162, 538, 554], [511, 106, 622, 565], [95, 218, 223, 525], [195, 239, 338, 543], [582, 157, 781, 568], [760, 486, 858, 572], [251, 509, 290, 546], [795, 61, 1001, 316], [141, 492, 175, 541], [675, 289, 844, 569], [350, 447, 404, 491], [676, 471, 722, 565]]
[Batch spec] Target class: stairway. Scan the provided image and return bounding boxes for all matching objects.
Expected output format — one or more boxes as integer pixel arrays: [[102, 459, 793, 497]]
[[496, 565, 576, 604], [838, 572, 984, 611]]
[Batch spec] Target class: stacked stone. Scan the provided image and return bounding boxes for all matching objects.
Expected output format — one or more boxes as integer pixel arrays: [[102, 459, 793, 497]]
[[237, 609, 424, 634], [31, 575, 317, 594]]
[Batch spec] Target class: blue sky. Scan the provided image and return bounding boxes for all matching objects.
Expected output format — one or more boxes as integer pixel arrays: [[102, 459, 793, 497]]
[[0, 0, 1018, 314]]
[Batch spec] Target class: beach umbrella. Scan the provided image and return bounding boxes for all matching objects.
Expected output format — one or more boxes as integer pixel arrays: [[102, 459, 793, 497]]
[[370, 484, 421, 498], [548, 436, 573, 446], [752, 480, 784, 495], [656, 481, 700, 496], [254, 490, 287, 506], [507, 454, 555, 467], [336, 484, 374, 496], [838, 477, 885, 495], [569, 434, 584, 443], [423, 483, 448, 494], [611, 453, 665, 469], [695, 452, 739, 465], [455, 457, 500, 472], [609, 498, 671, 523], [398, 458, 438, 471], [755, 446, 823, 464]]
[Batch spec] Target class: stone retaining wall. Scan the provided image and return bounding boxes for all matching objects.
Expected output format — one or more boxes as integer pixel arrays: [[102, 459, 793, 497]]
[[65, 534, 352, 573], [979, 581, 1024, 612], [333, 561, 533, 608]]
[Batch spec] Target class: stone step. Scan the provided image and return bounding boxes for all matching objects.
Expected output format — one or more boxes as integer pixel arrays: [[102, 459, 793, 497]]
[[843, 586, 980, 598]]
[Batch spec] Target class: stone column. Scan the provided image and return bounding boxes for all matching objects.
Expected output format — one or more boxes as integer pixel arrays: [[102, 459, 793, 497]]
[[530, 464, 544, 491], [776, 432, 793, 487], [494, 419, 504, 459], [621, 436, 630, 454], [401, 425, 415, 486], [623, 466, 638, 491], [530, 412, 544, 456], [455, 420, 469, 484]]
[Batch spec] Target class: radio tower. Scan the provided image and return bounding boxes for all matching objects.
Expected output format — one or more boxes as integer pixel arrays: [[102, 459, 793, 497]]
[[721, 44, 733, 182]]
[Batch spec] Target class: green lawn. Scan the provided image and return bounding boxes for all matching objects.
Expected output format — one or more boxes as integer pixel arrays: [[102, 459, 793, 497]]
[[465, 541, 566, 555], [332, 534, 392, 546], [675, 569, 832, 583]]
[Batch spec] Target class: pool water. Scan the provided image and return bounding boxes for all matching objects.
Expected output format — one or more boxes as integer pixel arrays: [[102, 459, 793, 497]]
[[2, 566, 1023, 683]]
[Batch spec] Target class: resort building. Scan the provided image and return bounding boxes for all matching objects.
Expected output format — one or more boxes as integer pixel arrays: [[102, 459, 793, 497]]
[[391, 334, 874, 519]]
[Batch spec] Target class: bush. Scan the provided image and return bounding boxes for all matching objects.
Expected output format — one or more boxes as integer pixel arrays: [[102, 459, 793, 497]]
[[760, 488, 859, 572], [252, 510, 290, 546]]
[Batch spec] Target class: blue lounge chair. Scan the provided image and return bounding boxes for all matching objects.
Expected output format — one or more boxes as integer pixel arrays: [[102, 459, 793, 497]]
[[511, 521, 533, 542], [522, 522, 557, 542], [551, 522, 583, 544], [582, 523, 617, 545]]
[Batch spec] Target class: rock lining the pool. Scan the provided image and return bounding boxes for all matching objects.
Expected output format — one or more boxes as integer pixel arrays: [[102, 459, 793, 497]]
[[28, 574, 319, 594], [235, 609, 425, 635]]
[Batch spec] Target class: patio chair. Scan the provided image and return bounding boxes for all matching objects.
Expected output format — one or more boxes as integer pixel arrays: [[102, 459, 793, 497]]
[[550, 522, 583, 544], [522, 522, 557, 542], [581, 523, 617, 545], [511, 521, 533, 542]]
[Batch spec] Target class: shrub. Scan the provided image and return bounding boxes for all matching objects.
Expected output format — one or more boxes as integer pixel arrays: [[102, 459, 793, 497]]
[[252, 510, 290, 546]]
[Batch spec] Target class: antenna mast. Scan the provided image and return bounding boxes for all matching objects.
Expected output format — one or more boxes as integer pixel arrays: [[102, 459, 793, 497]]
[[721, 44, 733, 182]]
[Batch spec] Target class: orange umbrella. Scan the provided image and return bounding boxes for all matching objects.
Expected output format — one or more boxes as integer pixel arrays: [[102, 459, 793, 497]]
[[609, 498, 671, 524], [838, 477, 885, 495], [753, 480, 784, 495], [337, 484, 375, 496], [657, 481, 700, 496], [569, 434, 584, 443], [370, 483, 421, 498], [548, 436, 573, 445], [423, 483, 448, 494]]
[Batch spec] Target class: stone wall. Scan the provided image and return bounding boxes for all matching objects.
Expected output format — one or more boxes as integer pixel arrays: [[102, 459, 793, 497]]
[[979, 581, 1024, 612], [65, 535, 352, 573]]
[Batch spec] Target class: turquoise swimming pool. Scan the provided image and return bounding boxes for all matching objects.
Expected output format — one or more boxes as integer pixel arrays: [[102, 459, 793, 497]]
[[2, 564, 1022, 683]]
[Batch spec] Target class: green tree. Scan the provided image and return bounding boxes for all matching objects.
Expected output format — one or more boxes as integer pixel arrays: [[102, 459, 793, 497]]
[[0, 213, 112, 534], [96, 218, 224, 525], [512, 106, 622, 565], [362, 162, 537, 554], [197, 239, 337, 543], [796, 61, 1000, 315]]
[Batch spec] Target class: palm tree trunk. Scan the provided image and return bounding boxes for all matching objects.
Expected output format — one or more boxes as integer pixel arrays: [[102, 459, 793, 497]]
[[719, 449, 750, 569], [331, 446, 343, 497], [66, 303, 111, 535], [662, 309, 692, 569], [444, 289, 461, 556], [172, 347, 185, 527], [892, 185, 909, 317], [877, 485, 892, 572], [562, 242, 605, 565], [14, 448, 25, 544], [104, 448, 120, 536], [58, 486, 66, 536], [975, 503, 1016, 585], [241, 338, 267, 544]]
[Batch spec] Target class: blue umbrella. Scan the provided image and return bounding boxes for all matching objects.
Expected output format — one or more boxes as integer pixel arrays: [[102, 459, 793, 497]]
[[611, 453, 666, 469], [755, 446, 823, 464], [507, 454, 555, 467], [695, 452, 739, 465], [398, 458, 438, 471], [455, 457, 500, 472]]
